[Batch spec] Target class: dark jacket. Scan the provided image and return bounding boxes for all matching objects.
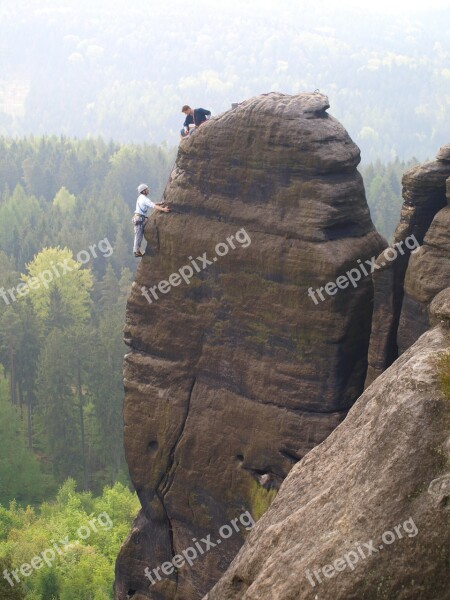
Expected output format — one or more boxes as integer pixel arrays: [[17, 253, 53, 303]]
[[183, 108, 211, 129]]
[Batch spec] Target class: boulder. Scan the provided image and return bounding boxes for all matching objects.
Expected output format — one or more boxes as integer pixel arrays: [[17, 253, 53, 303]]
[[430, 286, 450, 326], [205, 322, 450, 600]]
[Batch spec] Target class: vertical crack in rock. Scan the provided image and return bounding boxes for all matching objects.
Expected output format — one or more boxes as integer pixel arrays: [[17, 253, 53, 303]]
[[154, 376, 196, 590], [159, 376, 197, 500]]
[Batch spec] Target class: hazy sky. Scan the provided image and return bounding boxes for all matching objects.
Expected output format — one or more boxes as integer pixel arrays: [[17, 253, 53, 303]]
[[1, 0, 448, 159], [336, 0, 449, 9], [3, 0, 450, 14]]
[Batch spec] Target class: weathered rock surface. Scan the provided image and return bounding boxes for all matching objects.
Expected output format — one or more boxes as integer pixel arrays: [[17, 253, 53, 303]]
[[366, 148, 450, 386], [431, 287, 450, 327], [115, 92, 385, 599], [205, 317, 450, 600], [398, 189, 450, 353]]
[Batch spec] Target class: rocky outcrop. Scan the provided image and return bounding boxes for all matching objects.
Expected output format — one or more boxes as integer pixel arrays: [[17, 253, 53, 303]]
[[398, 180, 450, 353], [115, 92, 385, 599], [205, 304, 450, 600], [366, 146, 450, 385]]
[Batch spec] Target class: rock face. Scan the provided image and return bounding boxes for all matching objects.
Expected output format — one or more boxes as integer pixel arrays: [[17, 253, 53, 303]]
[[114, 92, 385, 599], [205, 312, 450, 600], [366, 149, 450, 385], [398, 182, 450, 353]]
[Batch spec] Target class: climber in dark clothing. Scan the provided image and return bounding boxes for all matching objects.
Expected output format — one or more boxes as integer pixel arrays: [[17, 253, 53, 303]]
[[180, 105, 211, 137]]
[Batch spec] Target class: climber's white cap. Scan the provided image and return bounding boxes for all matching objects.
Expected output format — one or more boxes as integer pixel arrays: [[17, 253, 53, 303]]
[[137, 183, 149, 194]]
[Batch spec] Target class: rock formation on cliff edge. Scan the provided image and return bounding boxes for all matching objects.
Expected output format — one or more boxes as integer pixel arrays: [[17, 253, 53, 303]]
[[114, 92, 385, 599], [205, 298, 450, 600], [366, 145, 450, 385]]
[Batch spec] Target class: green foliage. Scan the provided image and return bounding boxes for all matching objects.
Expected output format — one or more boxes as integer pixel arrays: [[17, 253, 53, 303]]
[[53, 187, 77, 212], [248, 479, 277, 521], [360, 158, 419, 241], [0, 480, 139, 600], [59, 552, 111, 600], [0, 135, 164, 594], [0, 557, 26, 599], [22, 248, 93, 325], [0, 375, 50, 506], [437, 351, 450, 402], [0, 502, 28, 542], [34, 568, 61, 600], [0, 185, 42, 262], [0, 137, 153, 498], [35, 330, 82, 483]]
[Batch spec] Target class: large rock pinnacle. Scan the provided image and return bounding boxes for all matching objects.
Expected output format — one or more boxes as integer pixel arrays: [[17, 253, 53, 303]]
[[115, 92, 385, 599]]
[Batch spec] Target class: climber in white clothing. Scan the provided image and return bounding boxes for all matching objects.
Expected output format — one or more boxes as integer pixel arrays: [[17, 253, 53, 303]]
[[132, 183, 170, 257]]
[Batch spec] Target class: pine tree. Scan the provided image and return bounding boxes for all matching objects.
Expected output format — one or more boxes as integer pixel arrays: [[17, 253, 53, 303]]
[[0, 374, 48, 505], [35, 329, 80, 482]]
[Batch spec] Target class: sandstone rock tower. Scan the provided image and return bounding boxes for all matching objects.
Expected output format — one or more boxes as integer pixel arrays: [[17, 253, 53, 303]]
[[115, 93, 385, 599]]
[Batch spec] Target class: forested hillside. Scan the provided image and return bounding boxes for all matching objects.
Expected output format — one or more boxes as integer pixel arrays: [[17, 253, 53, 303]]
[[0, 137, 175, 504], [0, 480, 139, 599], [360, 157, 419, 241], [0, 0, 449, 161]]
